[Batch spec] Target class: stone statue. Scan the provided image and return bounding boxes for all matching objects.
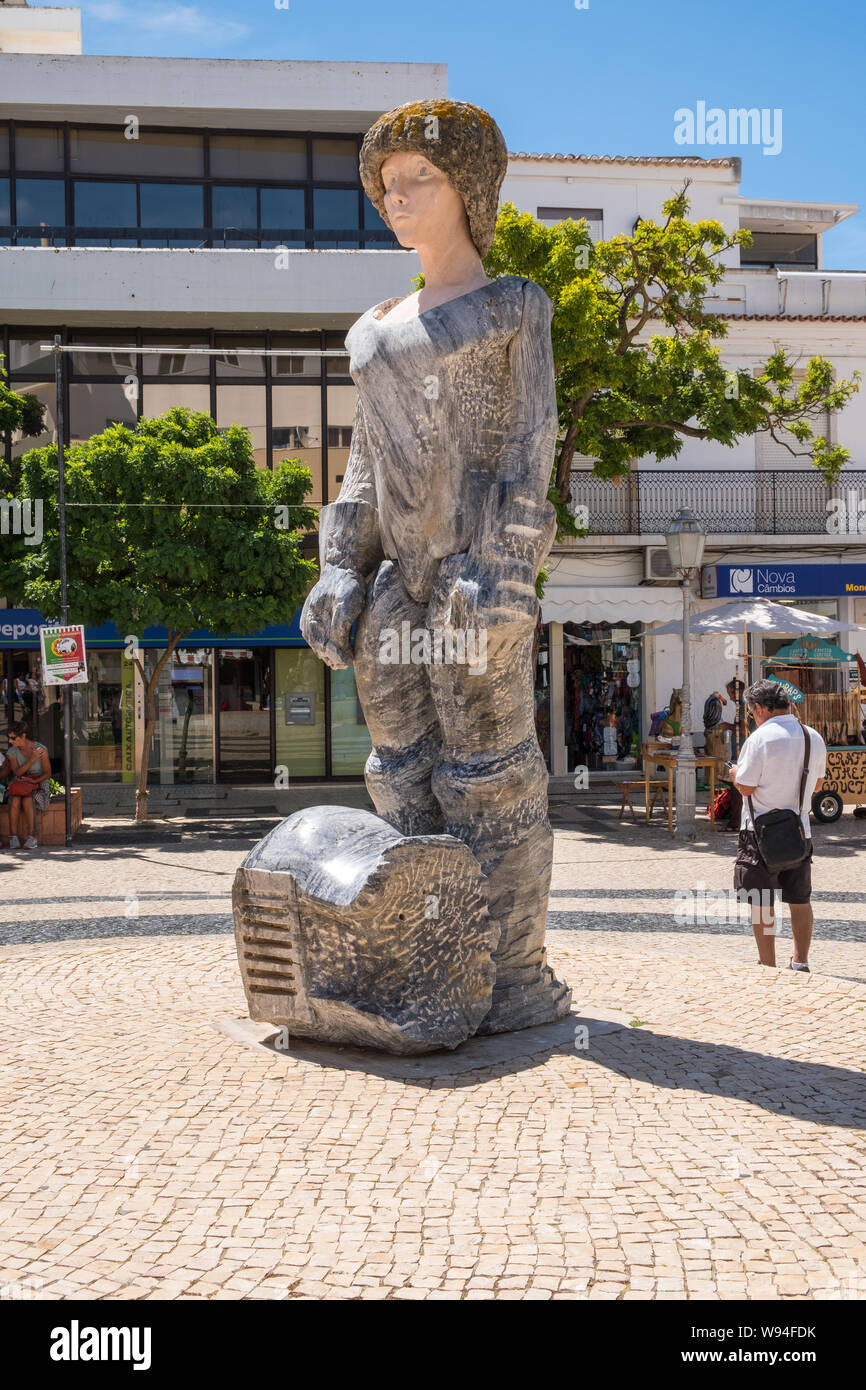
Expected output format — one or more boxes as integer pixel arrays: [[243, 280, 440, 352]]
[[233, 99, 571, 1051]]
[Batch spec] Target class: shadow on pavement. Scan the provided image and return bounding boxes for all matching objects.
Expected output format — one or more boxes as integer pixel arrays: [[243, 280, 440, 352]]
[[215, 1012, 866, 1129]]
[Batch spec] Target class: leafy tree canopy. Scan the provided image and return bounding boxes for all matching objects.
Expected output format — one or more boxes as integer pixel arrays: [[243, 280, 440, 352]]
[[2, 407, 318, 820], [483, 189, 861, 537], [0, 354, 46, 459], [3, 406, 317, 634]]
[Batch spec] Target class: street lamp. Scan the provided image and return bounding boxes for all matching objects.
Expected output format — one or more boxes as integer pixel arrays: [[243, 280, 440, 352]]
[[665, 507, 706, 840]]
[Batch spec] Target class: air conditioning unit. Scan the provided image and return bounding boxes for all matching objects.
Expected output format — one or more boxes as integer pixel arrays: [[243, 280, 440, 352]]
[[643, 546, 675, 582]]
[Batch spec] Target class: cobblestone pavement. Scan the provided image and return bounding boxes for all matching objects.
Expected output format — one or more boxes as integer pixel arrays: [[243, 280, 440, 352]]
[[1, 812, 864, 1301]]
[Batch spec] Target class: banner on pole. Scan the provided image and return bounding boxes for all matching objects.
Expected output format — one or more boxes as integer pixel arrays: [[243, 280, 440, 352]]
[[39, 624, 88, 685]]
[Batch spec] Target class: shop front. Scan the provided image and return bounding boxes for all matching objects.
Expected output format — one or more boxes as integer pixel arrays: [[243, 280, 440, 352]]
[[0, 608, 372, 785], [539, 565, 683, 776], [561, 621, 643, 774]]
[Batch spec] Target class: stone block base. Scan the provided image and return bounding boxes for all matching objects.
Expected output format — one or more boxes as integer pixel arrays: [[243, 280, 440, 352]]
[[233, 806, 497, 1055]]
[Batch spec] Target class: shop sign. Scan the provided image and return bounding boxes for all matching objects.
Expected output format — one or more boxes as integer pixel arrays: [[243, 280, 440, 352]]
[[766, 676, 804, 704], [703, 563, 866, 600], [39, 624, 88, 685], [0, 608, 42, 643], [772, 636, 850, 665], [121, 657, 137, 782]]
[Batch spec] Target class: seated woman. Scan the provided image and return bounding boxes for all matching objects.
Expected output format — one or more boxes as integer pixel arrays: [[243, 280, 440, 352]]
[[0, 720, 51, 850]]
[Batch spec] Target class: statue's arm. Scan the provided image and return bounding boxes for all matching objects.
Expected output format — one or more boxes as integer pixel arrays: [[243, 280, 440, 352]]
[[300, 395, 383, 668], [430, 280, 557, 635], [472, 278, 558, 579]]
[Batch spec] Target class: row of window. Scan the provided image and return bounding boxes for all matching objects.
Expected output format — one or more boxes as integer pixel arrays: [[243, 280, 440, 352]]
[[2, 327, 360, 505], [4, 329, 349, 380], [0, 125, 362, 182], [0, 123, 396, 247], [0, 178, 390, 248]]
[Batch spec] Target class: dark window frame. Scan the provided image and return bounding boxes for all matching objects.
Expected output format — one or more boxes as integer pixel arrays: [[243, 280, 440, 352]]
[[2, 323, 354, 497], [4, 120, 394, 249]]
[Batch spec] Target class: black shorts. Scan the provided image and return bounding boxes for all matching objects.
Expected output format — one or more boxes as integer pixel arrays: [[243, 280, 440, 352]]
[[733, 829, 813, 905]]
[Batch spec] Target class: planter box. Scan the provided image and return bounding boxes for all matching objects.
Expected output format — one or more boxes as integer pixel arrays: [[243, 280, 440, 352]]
[[0, 787, 82, 846]]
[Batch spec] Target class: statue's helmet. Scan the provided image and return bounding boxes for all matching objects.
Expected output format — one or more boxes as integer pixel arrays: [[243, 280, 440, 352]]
[[359, 99, 508, 259]]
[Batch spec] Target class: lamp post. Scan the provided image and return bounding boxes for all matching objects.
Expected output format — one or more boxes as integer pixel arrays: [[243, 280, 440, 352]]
[[665, 508, 707, 841]]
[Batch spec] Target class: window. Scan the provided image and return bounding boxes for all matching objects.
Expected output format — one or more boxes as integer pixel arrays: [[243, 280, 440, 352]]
[[212, 185, 257, 225], [141, 336, 210, 379], [15, 126, 64, 173], [6, 124, 388, 250], [212, 185, 257, 246], [272, 334, 321, 379], [325, 331, 350, 377], [313, 188, 359, 247], [9, 336, 56, 377], [754, 366, 830, 469], [272, 385, 322, 497], [275, 648, 326, 777], [260, 187, 305, 246], [71, 649, 127, 783], [142, 384, 211, 419], [14, 179, 65, 240], [330, 664, 371, 775], [326, 386, 357, 499], [70, 332, 136, 377], [0, 177, 8, 243], [73, 180, 137, 244], [69, 383, 138, 443], [312, 138, 358, 182], [214, 335, 265, 378], [740, 232, 818, 269], [139, 183, 204, 246], [210, 134, 307, 181], [327, 426, 353, 448], [538, 205, 604, 240], [148, 649, 214, 783], [216, 385, 267, 468], [10, 382, 55, 458], [363, 192, 393, 245], [70, 128, 203, 177]]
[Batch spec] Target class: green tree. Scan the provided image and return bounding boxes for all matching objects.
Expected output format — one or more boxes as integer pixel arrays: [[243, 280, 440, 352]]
[[0, 355, 47, 489], [483, 189, 861, 538], [2, 408, 317, 821]]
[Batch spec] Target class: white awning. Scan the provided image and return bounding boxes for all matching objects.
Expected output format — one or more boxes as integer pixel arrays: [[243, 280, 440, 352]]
[[541, 584, 682, 625]]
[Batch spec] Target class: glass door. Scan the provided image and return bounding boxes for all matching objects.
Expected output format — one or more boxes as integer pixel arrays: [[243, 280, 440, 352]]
[[216, 648, 272, 782]]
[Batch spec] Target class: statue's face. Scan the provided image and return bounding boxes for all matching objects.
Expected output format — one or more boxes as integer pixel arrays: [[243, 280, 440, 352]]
[[380, 150, 470, 252]]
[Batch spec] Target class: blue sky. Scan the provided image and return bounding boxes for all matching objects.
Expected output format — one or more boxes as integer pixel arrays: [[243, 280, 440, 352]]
[[34, 0, 866, 267]]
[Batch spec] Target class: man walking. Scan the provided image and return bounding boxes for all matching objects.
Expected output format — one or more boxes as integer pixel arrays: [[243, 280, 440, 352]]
[[731, 680, 826, 971]]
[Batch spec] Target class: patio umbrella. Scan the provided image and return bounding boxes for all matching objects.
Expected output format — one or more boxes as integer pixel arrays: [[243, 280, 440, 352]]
[[642, 597, 865, 639], [642, 599, 865, 746]]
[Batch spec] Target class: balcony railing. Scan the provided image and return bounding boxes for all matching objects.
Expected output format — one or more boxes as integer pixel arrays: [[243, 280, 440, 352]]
[[567, 468, 866, 537], [0, 226, 401, 250]]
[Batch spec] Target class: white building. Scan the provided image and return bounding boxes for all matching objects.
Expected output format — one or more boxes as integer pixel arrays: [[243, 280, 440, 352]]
[[503, 153, 866, 776], [2, 3, 864, 793]]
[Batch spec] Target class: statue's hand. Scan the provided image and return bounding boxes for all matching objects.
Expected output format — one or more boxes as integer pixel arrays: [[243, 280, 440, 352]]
[[300, 564, 366, 669], [428, 552, 538, 637]]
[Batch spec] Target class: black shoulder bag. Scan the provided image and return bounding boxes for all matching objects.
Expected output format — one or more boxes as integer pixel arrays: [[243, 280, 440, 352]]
[[747, 727, 811, 873]]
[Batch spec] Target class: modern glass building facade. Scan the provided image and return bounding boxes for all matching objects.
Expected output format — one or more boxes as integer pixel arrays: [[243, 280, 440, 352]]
[[0, 615, 374, 785], [0, 124, 395, 783], [0, 121, 394, 250]]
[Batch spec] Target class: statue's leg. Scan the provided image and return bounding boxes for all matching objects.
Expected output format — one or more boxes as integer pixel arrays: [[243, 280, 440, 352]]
[[427, 620, 571, 1033], [353, 559, 444, 837]]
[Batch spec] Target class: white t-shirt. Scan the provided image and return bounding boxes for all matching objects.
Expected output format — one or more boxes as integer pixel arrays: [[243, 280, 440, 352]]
[[735, 715, 826, 835]]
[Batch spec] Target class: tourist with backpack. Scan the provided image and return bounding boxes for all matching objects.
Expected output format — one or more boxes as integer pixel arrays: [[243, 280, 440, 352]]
[[730, 681, 826, 972]]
